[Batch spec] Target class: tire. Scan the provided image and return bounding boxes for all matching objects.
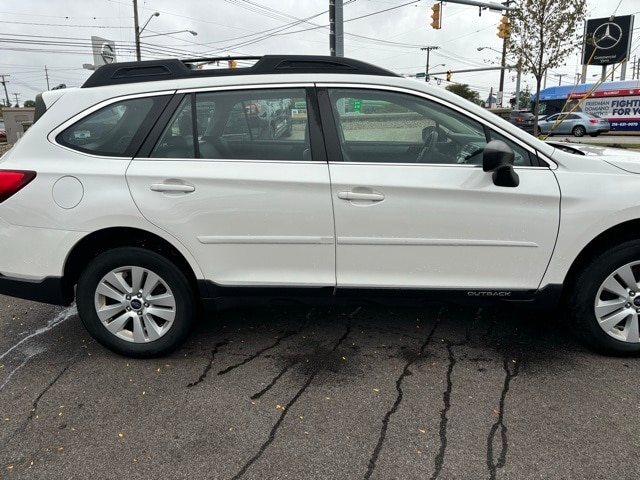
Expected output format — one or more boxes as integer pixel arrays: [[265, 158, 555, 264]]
[[569, 240, 640, 356], [76, 247, 196, 358], [572, 125, 586, 137]]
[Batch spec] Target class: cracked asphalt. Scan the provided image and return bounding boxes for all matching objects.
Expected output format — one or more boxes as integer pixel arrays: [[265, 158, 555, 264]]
[[0, 297, 638, 480]]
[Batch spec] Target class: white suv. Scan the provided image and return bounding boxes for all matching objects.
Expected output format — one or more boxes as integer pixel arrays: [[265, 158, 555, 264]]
[[1, 55, 640, 357]]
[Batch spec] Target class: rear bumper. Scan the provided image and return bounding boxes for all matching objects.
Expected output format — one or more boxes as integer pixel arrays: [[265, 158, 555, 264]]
[[0, 274, 72, 306]]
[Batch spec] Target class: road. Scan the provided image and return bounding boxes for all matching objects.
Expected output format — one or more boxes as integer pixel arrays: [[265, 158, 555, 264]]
[[545, 133, 640, 146], [0, 297, 638, 479]]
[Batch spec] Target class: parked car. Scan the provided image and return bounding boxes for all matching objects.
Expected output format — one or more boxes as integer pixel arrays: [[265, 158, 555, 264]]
[[2, 55, 640, 357], [539, 111, 610, 137], [509, 110, 535, 133], [0, 119, 6, 141], [225, 98, 292, 139]]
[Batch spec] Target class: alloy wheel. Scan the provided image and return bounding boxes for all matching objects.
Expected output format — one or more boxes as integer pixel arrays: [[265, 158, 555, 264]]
[[594, 261, 640, 343], [94, 265, 177, 343]]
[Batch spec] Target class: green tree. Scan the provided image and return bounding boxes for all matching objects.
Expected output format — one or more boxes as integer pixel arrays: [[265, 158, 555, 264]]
[[23, 100, 35, 107], [517, 85, 532, 110], [508, 0, 587, 134], [445, 83, 481, 105]]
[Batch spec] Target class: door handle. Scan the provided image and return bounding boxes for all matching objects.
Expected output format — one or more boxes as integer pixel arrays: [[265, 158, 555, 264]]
[[337, 191, 385, 201], [150, 183, 195, 193]]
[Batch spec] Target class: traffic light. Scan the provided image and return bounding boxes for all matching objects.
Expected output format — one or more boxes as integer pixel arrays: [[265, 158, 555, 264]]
[[430, 3, 441, 29], [446, 70, 451, 82], [497, 16, 510, 39], [228, 60, 238, 68]]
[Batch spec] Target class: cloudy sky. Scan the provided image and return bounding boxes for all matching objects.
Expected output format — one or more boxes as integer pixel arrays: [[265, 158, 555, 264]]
[[0, 0, 637, 105]]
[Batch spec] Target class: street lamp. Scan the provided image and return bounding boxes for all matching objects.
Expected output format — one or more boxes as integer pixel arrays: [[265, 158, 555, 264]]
[[477, 46, 501, 54], [141, 30, 198, 38], [478, 46, 507, 105], [478, 46, 515, 107], [134, 10, 160, 61], [428, 63, 445, 80]]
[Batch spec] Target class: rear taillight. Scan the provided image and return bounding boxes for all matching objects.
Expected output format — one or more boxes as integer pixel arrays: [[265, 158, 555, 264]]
[[589, 119, 598, 124], [0, 170, 36, 203]]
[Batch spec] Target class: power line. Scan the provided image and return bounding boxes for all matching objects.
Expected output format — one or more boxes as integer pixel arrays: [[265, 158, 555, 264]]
[[1, 20, 133, 29]]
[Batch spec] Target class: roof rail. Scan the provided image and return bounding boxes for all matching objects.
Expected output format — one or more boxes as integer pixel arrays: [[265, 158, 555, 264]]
[[81, 55, 399, 88]]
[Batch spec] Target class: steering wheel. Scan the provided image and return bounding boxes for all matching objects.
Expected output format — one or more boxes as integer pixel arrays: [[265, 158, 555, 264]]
[[416, 128, 438, 163]]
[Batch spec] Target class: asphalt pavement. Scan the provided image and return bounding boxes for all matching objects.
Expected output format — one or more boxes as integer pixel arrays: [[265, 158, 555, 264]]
[[547, 133, 640, 146], [0, 297, 638, 480]]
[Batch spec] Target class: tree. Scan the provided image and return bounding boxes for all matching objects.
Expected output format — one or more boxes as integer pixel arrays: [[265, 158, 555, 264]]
[[445, 83, 481, 105], [23, 100, 35, 107], [508, 0, 587, 134], [517, 85, 532, 110]]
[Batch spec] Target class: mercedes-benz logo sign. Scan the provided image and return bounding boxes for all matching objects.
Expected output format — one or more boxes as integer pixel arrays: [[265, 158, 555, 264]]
[[593, 22, 623, 50], [100, 43, 115, 64]]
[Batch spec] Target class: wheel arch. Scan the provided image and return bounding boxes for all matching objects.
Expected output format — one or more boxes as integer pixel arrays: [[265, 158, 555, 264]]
[[562, 219, 640, 301], [63, 227, 204, 302]]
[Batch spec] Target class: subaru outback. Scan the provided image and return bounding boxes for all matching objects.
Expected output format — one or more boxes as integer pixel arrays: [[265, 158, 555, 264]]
[[1, 55, 639, 357]]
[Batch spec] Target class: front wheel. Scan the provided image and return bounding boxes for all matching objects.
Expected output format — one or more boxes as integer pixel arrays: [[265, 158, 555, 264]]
[[76, 247, 196, 358], [569, 240, 640, 355]]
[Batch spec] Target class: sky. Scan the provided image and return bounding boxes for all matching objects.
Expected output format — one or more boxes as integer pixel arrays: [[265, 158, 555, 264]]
[[0, 0, 638, 106]]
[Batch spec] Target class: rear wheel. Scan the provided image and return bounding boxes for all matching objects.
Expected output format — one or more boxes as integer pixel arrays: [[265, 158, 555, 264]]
[[76, 247, 196, 358], [572, 125, 586, 137], [569, 240, 640, 355]]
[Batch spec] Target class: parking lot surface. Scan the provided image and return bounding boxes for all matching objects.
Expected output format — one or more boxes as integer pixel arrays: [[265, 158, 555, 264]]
[[0, 297, 638, 480]]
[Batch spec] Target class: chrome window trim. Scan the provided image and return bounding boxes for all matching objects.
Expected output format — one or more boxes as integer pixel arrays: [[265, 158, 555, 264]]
[[316, 82, 558, 170]]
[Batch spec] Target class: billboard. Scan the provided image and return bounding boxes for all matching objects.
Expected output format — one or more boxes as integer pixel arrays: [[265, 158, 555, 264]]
[[91, 36, 117, 68], [582, 15, 634, 66], [567, 87, 640, 131]]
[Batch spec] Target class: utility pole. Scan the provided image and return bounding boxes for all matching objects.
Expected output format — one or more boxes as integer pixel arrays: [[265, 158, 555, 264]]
[[12, 93, 20, 107], [133, 0, 141, 61], [0, 75, 10, 107], [514, 69, 521, 108], [45, 65, 50, 90], [421, 46, 440, 82], [555, 73, 566, 85], [329, 0, 344, 57], [497, 0, 510, 107]]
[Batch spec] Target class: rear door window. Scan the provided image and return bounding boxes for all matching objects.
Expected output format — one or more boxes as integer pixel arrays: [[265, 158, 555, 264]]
[[150, 88, 310, 161]]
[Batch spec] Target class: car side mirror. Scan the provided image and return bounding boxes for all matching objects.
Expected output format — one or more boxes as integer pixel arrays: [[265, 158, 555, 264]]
[[482, 140, 519, 188]]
